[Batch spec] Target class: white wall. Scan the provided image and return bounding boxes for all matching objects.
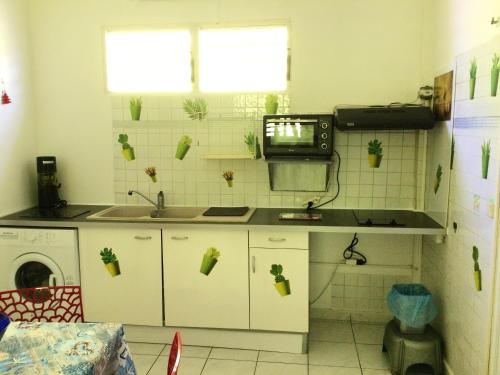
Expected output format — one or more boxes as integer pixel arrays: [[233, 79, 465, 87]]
[[28, 0, 431, 204], [0, 0, 36, 216]]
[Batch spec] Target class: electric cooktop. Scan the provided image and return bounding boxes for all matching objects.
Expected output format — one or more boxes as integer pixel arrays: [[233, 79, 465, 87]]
[[353, 210, 406, 227], [19, 207, 90, 219]]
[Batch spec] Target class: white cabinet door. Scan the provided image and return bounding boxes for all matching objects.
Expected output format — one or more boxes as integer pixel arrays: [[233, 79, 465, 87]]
[[250, 248, 309, 332], [164, 227, 249, 329], [79, 227, 162, 326]]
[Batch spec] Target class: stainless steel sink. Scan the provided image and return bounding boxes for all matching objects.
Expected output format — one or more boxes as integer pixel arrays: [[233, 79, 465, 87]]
[[87, 205, 256, 223], [87, 205, 206, 221]]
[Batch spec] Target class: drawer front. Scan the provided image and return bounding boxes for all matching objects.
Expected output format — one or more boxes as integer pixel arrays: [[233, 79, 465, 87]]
[[249, 230, 308, 249]]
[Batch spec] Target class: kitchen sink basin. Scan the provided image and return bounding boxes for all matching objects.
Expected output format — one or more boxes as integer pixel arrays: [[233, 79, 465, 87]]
[[87, 205, 256, 223]]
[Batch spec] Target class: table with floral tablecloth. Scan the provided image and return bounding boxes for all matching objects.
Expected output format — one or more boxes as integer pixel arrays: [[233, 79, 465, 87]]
[[0, 321, 136, 374]]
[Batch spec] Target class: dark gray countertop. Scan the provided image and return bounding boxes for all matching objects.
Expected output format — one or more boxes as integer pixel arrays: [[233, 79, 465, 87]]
[[0, 205, 445, 235]]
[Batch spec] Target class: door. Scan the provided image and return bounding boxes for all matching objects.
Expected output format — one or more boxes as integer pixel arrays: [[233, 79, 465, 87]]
[[79, 227, 162, 326], [250, 248, 308, 332], [164, 227, 249, 329], [10, 253, 64, 289]]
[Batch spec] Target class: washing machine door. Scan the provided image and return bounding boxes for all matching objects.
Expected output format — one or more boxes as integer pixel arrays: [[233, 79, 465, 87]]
[[9, 253, 65, 290]]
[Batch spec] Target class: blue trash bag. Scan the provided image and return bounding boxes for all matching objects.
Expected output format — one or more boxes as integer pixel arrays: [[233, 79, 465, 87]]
[[387, 284, 437, 328]]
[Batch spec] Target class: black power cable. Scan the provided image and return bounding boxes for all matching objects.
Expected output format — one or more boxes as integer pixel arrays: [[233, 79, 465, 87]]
[[308, 149, 341, 210], [343, 233, 367, 265]]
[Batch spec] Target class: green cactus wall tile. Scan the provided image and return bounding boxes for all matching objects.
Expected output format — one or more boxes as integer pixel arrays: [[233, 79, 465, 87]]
[[222, 171, 234, 187], [118, 134, 135, 161], [145, 167, 157, 183], [450, 137, 455, 170], [470, 59, 477, 100], [473, 194, 481, 213], [270, 264, 291, 297], [129, 97, 143, 121], [491, 53, 499, 97], [453, 222, 458, 233], [244, 131, 262, 159], [175, 135, 192, 160], [100, 248, 121, 277], [368, 139, 383, 168], [433, 165, 443, 194], [488, 198, 496, 219], [265, 94, 279, 114], [200, 247, 220, 276], [482, 140, 491, 179], [472, 246, 482, 291]]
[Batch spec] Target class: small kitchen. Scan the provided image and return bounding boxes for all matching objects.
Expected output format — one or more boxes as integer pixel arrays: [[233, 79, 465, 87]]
[[1, 1, 500, 375]]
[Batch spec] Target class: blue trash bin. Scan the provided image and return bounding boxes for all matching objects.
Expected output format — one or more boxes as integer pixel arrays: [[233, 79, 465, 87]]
[[387, 284, 437, 333], [0, 312, 10, 342]]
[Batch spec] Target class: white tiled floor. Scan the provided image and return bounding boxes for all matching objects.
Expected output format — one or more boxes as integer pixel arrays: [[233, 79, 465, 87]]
[[129, 320, 396, 375]]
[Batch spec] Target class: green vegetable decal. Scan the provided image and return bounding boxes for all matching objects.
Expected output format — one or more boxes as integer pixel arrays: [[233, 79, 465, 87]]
[[368, 139, 383, 168], [175, 135, 192, 160], [118, 134, 135, 161], [470, 59, 477, 100], [183, 98, 208, 121], [473, 246, 482, 291], [129, 97, 143, 121], [491, 53, 499, 97], [100, 248, 121, 277], [145, 167, 157, 183], [200, 247, 220, 276], [270, 264, 291, 297], [482, 140, 491, 179], [244, 131, 262, 159], [222, 171, 234, 187], [450, 136, 455, 170], [265, 94, 279, 115], [434, 164, 443, 194]]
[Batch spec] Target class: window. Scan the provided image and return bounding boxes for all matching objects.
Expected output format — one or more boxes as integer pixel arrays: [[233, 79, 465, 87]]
[[105, 30, 192, 93], [198, 26, 288, 93]]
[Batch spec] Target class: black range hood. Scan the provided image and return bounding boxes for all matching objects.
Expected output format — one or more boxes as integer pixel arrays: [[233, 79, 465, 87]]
[[334, 105, 435, 131]]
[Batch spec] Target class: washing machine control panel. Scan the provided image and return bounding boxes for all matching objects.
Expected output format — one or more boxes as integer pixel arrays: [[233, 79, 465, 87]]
[[0, 229, 75, 247]]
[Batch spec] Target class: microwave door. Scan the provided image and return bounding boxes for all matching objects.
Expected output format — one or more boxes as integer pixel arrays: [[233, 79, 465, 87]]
[[264, 120, 319, 155]]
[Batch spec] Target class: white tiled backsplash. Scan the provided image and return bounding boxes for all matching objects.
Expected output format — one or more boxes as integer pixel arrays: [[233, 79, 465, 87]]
[[111, 94, 424, 209]]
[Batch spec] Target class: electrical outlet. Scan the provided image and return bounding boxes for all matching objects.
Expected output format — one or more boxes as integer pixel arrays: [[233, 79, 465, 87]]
[[302, 196, 321, 208]]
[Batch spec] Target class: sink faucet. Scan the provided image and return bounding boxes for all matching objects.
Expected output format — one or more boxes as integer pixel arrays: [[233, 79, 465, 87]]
[[128, 190, 165, 210]]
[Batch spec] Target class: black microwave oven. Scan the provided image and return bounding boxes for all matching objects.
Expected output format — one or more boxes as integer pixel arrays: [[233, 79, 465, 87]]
[[263, 114, 334, 159]]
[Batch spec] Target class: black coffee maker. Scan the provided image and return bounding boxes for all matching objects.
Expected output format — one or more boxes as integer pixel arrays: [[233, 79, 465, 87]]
[[37, 156, 67, 209]]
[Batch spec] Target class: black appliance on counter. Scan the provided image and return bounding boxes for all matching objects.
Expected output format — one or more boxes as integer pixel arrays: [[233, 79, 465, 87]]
[[263, 114, 334, 159], [37, 156, 67, 209], [334, 104, 434, 131]]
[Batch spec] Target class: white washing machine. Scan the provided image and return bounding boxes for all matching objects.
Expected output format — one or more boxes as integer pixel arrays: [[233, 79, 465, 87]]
[[0, 228, 80, 291]]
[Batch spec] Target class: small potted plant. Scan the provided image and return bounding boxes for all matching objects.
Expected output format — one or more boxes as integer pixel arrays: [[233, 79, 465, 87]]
[[368, 139, 383, 168], [129, 97, 143, 121], [175, 135, 192, 160], [145, 166, 157, 183], [265, 94, 279, 114], [200, 247, 220, 276], [222, 171, 234, 187], [492, 53, 499, 97], [183, 98, 208, 120], [270, 264, 291, 297], [470, 59, 477, 100], [100, 248, 121, 277], [473, 246, 481, 291], [482, 140, 491, 179], [244, 131, 262, 159], [434, 164, 443, 194], [118, 134, 135, 161]]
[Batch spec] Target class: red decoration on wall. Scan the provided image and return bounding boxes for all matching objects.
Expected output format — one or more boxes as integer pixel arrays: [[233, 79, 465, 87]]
[[1, 90, 11, 105]]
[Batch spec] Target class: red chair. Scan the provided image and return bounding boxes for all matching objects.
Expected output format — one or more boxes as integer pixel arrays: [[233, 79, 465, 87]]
[[167, 332, 182, 375], [0, 286, 84, 322]]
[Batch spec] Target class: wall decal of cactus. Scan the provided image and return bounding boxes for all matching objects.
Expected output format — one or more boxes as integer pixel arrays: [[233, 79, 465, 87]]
[[491, 53, 500, 97], [470, 59, 477, 100], [433, 164, 443, 194], [473, 194, 481, 213], [482, 140, 491, 179], [368, 139, 383, 168], [145, 167, 157, 183], [118, 134, 135, 161], [244, 131, 262, 159], [129, 97, 143, 121], [175, 135, 192, 160], [183, 98, 208, 120], [472, 246, 482, 291], [488, 198, 496, 219], [200, 247, 220, 276], [270, 264, 291, 297], [453, 222, 458, 233], [100, 248, 121, 277], [265, 94, 279, 114], [450, 137, 455, 170], [222, 171, 234, 187]]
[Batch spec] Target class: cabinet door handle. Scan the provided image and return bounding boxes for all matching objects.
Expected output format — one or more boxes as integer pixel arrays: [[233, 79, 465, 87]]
[[252, 256, 256, 273], [268, 237, 287, 242], [134, 235, 152, 240], [171, 236, 188, 240]]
